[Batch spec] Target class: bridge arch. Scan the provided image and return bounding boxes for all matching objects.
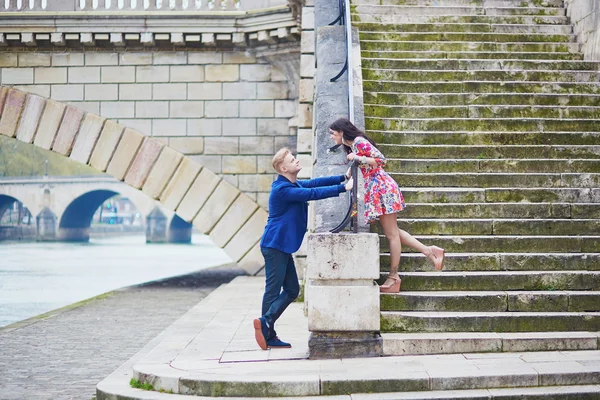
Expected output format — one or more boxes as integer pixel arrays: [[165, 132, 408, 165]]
[[0, 86, 266, 275], [0, 194, 33, 223], [0, 194, 36, 241]]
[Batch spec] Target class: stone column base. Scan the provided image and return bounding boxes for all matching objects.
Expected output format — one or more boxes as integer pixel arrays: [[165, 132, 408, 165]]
[[308, 332, 383, 359]]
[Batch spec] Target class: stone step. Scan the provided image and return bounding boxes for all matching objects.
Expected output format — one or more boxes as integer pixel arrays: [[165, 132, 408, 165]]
[[380, 310, 600, 332], [352, 5, 566, 16], [380, 290, 600, 312], [353, 13, 569, 24], [368, 130, 600, 146], [399, 187, 600, 204], [362, 69, 600, 83], [366, 117, 600, 132], [362, 58, 596, 72], [378, 144, 600, 159], [396, 202, 600, 219], [361, 50, 583, 60], [359, 31, 574, 43], [366, 92, 600, 106], [385, 158, 600, 173], [360, 40, 580, 52], [382, 332, 600, 355], [366, 104, 600, 119], [355, 22, 572, 34], [379, 235, 600, 253], [353, 0, 564, 7], [379, 252, 600, 272], [374, 218, 600, 236]]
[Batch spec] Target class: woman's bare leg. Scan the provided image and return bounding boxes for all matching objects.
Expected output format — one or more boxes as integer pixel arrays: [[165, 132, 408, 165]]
[[379, 213, 401, 284], [399, 229, 445, 270]]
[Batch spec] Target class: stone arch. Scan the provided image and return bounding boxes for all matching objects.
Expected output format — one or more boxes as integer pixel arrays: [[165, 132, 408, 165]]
[[0, 194, 33, 224], [0, 86, 266, 275], [58, 189, 121, 241]]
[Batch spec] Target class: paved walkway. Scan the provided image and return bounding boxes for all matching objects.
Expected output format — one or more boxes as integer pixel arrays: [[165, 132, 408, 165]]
[[97, 276, 600, 399], [0, 265, 246, 400]]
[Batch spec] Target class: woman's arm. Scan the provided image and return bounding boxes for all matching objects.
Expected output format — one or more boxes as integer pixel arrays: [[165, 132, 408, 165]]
[[348, 139, 387, 168]]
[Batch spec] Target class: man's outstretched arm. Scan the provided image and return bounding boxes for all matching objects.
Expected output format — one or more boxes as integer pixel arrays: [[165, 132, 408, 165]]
[[298, 175, 346, 188], [278, 183, 347, 203]]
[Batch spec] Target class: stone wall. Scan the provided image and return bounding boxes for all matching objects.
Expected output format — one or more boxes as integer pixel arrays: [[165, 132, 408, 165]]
[[565, 0, 600, 60], [0, 50, 299, 209]]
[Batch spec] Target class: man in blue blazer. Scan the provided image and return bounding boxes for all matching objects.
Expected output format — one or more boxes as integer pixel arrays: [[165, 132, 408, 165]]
[[254, 147, 353, 350]]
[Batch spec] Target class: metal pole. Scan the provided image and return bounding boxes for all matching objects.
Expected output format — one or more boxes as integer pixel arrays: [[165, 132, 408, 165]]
[[344, 0, 354, 124]]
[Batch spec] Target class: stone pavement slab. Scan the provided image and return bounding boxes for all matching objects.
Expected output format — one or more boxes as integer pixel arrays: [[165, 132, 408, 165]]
[[96, 276, 600, 398]]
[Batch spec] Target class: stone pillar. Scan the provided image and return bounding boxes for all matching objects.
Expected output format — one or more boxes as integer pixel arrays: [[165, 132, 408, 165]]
[[146, 207, 168, 243], [36, 207, 57, 241], [306, 232, 382, 359]]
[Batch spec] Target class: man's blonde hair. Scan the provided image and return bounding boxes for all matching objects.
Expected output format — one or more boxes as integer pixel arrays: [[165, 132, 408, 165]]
[[272, 147, 291, 173]]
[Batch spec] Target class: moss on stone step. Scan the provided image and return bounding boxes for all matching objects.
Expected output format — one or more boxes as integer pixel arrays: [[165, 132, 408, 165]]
[[364, 93, 600, 107], [359, 31, 572, 43]]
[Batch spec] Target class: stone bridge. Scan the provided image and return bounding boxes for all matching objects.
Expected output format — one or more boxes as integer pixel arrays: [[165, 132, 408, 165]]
[[0, 175, 195, 243]]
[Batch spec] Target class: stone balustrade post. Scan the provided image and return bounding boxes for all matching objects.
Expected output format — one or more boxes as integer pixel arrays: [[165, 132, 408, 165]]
[[306, 232, 382, 359]]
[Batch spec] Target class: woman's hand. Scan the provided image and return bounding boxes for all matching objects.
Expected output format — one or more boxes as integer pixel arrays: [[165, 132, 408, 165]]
[[345, 167, 352, 180], [344, 177, 354, 191], [347, 153, 357, 161]]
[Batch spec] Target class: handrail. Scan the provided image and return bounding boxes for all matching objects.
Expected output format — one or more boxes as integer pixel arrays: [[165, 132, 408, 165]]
[[329, 0, 358, 233]]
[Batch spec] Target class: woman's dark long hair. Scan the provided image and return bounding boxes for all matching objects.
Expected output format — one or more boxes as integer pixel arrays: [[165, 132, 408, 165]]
[[329, 118, 377, 154]]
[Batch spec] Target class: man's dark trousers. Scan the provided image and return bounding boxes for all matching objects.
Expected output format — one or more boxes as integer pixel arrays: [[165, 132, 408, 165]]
[[261, 246, 300, 339]]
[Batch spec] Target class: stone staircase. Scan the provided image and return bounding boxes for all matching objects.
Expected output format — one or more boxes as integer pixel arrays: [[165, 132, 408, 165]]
[[352, 0, 600, 355]]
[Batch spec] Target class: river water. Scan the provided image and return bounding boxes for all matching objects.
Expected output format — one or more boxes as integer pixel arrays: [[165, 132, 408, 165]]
[[0, 234, 232, 327]]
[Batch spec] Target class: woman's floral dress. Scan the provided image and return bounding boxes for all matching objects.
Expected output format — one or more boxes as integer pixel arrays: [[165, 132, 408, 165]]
[[352, 137, 406, 224]]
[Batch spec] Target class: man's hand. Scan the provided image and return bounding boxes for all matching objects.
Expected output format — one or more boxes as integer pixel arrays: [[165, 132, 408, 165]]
[[344, 177, 354, 191]]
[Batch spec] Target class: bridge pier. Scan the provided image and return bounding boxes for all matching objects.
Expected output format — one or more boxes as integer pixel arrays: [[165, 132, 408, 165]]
[[57, 227, 90, 242], [145, 208, 168, 243], [36, 207, 57, 241]]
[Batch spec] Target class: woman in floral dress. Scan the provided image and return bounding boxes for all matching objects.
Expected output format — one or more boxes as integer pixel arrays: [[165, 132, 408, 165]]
[[329, 118, 444, 293]]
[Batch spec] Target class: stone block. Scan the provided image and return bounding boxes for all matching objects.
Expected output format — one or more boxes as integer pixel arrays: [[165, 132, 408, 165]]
[[86, 53, 118, 66], [14, 85, 50, 98], [222, 174, 239, 187], [238, 100, 272, 118], [153, 52, 187, 65], [168, 101, 203, 118], [0, 89, 26, 138], [2, 68, 33, 85], [18, 53, 51, 67], [300, 54, 316, 79], [120, 53, 152, 65], [239, 136, 274, 155], [52, 106, 84, 155], [0, 54, 17, 68], [119, 84, 152, 100], [190, 155, 222, 173], [307, 284, 380, 331], [193, 180, 240, 234], [177, 168, 221, 221], [271, 66, 287, 81], [142, 147, 184, 199], [160, 157, 202, 210], [106, 128, 144, 180], [68, 67, 100, 83], [188, 53, 222, 64], [101, 66, 135, 83], [51, 84, 84, 101], [205, 65, 239, 82], [298, 103, 313, 128], [274, 136, 297, 152], [301, 30, 315, 54], [135, 101, 169, 119], [152, 83, 187, 100], [238, 242, 265, 275], [35, 67, 67, 84], [118, 118, 151, 134], [188, 83, 222, 100], [205, 101, 239, 118], [209, 193, 259, 247], [52, 53, 84, 66], [101, 101, 134, 119], [70, 113, 105, 164], [240, 64, 271, 82], [257, 156, 273, 174], [275, 100, 296, 118], [223, 156, 257, 174], [125, 138, 164, 189], [137, 66, 169, 83], [89, 120, 124, 171], [68, 101, 99, 115], [34, 100, 66, 150], [170, 65, 204, 82], [299, 79, 314, 103], [297, 128, 313, 153], [84, 84, 118, 101], [257, 82, 288, 99], [16, 95, 46, 144], [238, 174, 274, 192], [223, 118, 256, 136], [258, 118, 289, 136], [302, 6, 315, 30], [223, 53, 256, 64], [169, 137, 204, 154], [223, 208, 268, 262], [223, 82, 257, 100], [152, 119, 186, 137], [204, 136, 238, 155], [187, 118, 221, 136]]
